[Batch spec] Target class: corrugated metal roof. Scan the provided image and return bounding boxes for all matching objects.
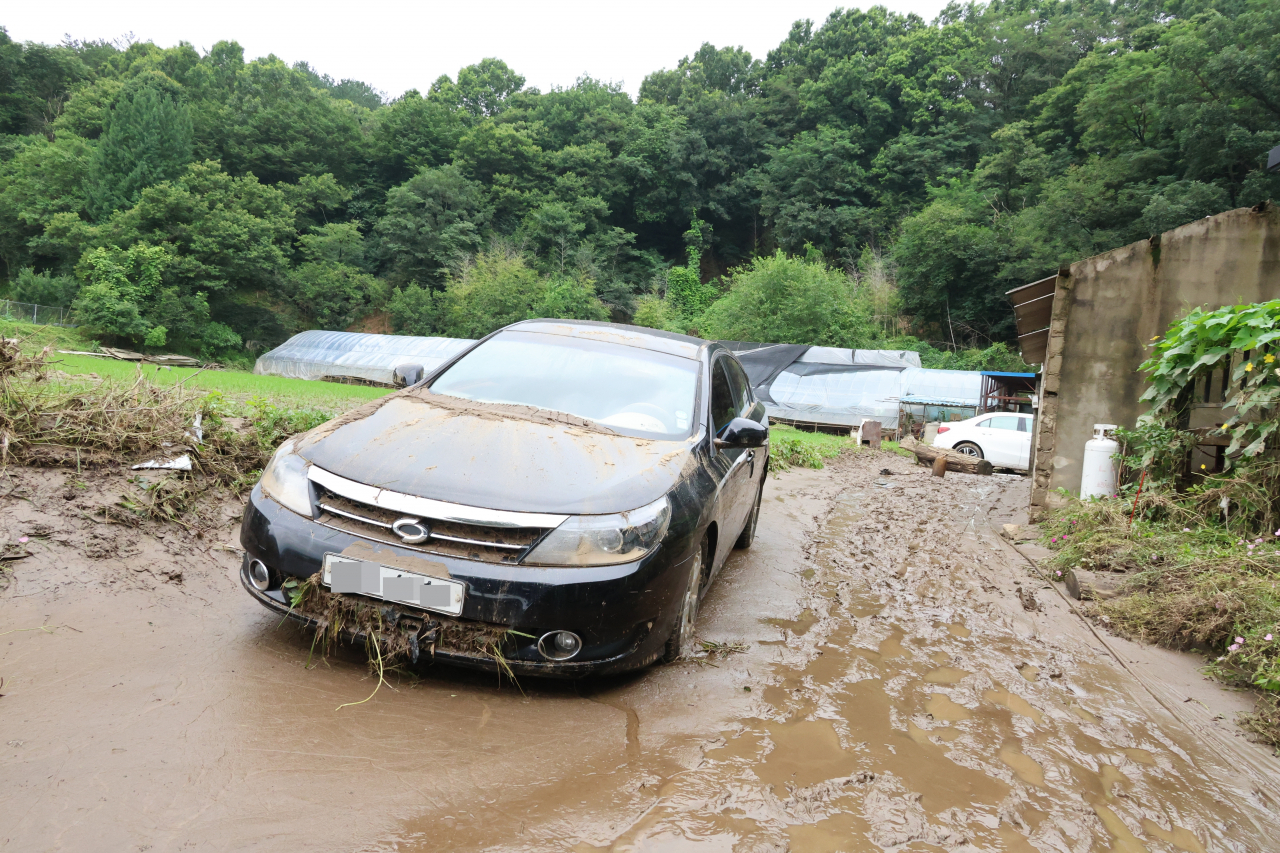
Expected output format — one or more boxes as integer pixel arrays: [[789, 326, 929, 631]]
[[1006, 275, 1057, 365]]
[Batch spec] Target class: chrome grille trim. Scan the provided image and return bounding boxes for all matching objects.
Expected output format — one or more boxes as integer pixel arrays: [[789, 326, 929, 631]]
[[308, 465, 568, 529], [317, 500, 526, 551], [428, 532, 524, 551], [311, 517, 435, 553], [317, 501, 393, 529]]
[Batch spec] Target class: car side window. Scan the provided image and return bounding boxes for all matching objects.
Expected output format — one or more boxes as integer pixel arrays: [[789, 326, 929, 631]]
[[976, 418, 992, 428], [723, 357, 753, 415], [710, 359, 737, 437], [989, 415, 1021, 431]]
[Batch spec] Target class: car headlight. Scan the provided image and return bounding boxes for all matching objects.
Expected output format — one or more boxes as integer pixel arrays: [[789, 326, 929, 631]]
[[524, 496, 671, 567], [259, 438, 314, 517]]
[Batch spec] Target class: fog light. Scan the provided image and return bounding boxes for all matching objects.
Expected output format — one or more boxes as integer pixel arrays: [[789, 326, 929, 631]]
[[249, 559, 272, 591], [537, 630, 582, 661]]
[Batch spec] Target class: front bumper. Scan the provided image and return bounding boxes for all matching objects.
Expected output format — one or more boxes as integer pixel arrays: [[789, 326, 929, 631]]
[[239, 485, 692, 677]]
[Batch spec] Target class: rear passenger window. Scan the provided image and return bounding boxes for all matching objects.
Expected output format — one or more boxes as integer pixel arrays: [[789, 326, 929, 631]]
[[988, 416, 1021, 431], [710, 360, 737, 437], [723, 358, 753, 415]]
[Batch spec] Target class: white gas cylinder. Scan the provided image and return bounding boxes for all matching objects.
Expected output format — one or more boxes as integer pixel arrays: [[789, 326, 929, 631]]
[[1080, 424, 1119, 499]]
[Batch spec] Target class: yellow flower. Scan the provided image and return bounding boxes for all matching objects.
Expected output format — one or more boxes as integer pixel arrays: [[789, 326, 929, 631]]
[[1201, 464, 1207, 469], [1266, 354, 1276, 364], [1244, 362, 1254, 372]]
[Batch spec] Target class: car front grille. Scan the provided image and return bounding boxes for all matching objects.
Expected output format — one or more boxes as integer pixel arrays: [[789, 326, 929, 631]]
[[313, 489, 548, 565]]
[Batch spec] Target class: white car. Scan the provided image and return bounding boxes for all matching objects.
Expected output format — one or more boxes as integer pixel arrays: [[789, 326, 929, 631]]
[[933, 412, 1034, 471]]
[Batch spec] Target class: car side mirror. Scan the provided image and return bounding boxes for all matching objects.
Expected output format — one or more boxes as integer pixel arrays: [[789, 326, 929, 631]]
[[714, 417, 768, 449], [394, 363, 425, 387]]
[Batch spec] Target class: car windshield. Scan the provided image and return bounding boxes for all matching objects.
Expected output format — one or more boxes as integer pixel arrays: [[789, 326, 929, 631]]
[[429, 330, 700, 438]]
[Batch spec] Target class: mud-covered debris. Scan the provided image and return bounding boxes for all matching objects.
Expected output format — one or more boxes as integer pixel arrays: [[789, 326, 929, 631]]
[[699, 640, 749, 656], [291, 577, 522, 674], [1017, 586, 1040, 611]]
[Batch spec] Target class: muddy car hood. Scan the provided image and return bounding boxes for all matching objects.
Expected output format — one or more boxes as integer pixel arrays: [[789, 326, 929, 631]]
[[295, 394, 697, 515]]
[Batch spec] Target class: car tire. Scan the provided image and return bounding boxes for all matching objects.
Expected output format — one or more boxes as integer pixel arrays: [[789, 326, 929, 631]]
[[953, 441, 984, 459], [664, 535, 709, 662], [734, 480, 763, 549]]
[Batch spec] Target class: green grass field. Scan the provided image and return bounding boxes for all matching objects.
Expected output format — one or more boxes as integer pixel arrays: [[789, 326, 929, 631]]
[[51, 352, 390, 410], [4, 319, 389, 412]]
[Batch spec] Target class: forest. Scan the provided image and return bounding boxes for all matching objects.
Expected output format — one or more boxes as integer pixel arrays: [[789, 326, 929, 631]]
[[0, 0, 1276, 367]]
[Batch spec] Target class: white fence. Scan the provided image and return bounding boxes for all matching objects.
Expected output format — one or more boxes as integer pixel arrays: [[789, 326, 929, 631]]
[[0, 300, 76, 327]]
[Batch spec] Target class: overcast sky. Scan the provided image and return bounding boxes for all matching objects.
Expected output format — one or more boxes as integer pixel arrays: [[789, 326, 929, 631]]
[[5, 0, 952, 99]]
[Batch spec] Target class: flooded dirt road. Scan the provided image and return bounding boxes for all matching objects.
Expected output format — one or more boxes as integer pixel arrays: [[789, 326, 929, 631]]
[[3, 450, 1279, 851]]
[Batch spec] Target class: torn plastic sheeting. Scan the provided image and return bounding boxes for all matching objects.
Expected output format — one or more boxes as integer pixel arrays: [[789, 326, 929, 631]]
[[132, 454, 193, 471]]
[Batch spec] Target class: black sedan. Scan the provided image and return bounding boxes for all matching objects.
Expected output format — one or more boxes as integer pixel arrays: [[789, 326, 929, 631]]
[[239, 320, 769, 676]]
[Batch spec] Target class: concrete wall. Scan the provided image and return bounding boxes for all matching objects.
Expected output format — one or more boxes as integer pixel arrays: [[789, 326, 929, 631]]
[[1031, 204, 1280, 514]]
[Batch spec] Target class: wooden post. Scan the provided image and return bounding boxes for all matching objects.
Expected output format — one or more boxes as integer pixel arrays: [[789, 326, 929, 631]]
[[932, 456, 948, 477]]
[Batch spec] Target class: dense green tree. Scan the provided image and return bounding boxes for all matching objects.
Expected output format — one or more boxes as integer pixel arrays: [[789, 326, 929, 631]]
[[283, 222, 383, 329], [85, 72, 193, 220], [699, 252, 875, 346], [372, 90, 465, 185], [0, 133, 93, 276], [374, 165, 489, 285], [434, 250, 606, 339], [215, 58, 367, 184], [455, 58, 526, 118], [0, 29, 93, 137], [10, 267, 80, 306]]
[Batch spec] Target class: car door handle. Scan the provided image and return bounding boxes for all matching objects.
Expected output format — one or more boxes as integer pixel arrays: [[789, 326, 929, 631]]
[[746, 450, 755, 477]]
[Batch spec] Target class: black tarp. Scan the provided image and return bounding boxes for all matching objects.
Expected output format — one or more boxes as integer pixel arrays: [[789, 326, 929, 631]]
[[716, 342, 809, 404]]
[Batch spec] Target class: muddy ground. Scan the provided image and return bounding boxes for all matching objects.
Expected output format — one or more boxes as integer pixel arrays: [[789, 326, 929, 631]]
[[2, 449, 1279, 852]]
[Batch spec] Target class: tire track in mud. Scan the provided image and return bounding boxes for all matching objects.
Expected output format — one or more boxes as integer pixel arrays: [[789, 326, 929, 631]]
[[430, 453, 1280, 853]]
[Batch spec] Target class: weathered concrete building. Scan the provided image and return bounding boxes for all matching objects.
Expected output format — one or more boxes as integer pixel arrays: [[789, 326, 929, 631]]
[[1008, 203, 1280, 516]]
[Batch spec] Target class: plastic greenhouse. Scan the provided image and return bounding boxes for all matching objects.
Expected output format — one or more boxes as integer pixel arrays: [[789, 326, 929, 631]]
[[253, 330, 475, 385]]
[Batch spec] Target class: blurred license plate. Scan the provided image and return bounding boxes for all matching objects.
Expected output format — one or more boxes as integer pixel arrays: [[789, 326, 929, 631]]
[[322, 553, 464, 616]]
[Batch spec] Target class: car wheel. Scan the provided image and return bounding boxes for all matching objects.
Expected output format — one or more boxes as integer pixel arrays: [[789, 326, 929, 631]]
[[954, 441, 984, 459], [664, 535, 709, 662], [734, 480, 763, 549]]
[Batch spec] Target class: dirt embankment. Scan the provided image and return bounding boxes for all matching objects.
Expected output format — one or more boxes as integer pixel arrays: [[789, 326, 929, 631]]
[[2, 452, 1279, 852]]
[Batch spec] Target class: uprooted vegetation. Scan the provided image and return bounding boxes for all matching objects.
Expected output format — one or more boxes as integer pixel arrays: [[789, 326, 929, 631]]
[[286, 574, 529, 689], [0, 338, 336, 527]]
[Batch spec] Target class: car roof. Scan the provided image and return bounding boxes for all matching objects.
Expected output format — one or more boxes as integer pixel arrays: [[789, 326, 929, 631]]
[[508, 319, 707, 361]]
